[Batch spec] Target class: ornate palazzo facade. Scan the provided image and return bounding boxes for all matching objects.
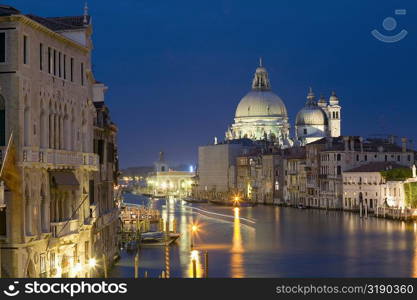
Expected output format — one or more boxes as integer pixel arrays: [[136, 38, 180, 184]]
[[0, 6, 119, 278]]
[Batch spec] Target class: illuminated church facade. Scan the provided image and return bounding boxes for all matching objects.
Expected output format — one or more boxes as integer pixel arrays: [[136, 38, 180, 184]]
[[225, 60, 342, 146]]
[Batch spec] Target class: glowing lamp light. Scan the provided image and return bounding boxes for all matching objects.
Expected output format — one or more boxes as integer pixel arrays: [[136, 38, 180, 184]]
[[73, 262, 82, 274], [191, 224, 198, 233], [88, 258, 97, 269], [190, 250, 199, 261], [233, 195, 241, 205]]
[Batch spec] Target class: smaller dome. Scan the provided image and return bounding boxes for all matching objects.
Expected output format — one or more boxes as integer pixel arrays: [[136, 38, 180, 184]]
[[296, 88, 328, 126], [296, 106, 328, 126], [329, 91, 339, 105]]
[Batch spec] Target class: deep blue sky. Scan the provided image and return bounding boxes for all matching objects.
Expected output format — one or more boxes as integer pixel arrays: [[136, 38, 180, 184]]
[[10, 0, 417, 168]]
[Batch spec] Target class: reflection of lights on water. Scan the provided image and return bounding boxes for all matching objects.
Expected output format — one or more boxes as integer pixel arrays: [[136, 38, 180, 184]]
[[231, 206, 245, 278], [234, 207, 240, 217]]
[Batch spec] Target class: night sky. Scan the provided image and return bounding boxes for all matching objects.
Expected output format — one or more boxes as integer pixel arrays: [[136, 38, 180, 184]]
[[9, 0, 417, 168]]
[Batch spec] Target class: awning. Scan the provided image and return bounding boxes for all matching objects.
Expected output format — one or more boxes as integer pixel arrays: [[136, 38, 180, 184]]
[[50, 171, 79, 190]]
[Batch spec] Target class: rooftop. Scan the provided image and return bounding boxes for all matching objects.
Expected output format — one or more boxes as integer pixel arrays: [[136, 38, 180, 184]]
[[26, 14, 90, 31], [344, 162, 408, 173]]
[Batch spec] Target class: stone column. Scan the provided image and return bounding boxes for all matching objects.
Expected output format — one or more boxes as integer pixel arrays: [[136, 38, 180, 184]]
[[54, 114, 58, 149], [60, 117, 64, 151], [49, 114, 54, 149]]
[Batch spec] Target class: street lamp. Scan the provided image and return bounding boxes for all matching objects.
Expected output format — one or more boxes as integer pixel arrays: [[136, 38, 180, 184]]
[[190, 223, 199, 249], [88, 258, 96, 278], [233, 195, 241, 206]]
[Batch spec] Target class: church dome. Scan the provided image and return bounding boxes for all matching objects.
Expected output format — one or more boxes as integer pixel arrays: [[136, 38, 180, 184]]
[[296, 88, 328, 126], [235, 59, 287, 118], [235, 90, 287, 118]]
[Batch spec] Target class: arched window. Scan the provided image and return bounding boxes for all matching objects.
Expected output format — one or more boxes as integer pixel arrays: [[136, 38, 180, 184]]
[[0, 95, 5, 146]]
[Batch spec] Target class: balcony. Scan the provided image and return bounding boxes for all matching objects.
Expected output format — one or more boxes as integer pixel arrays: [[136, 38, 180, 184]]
[[51, 219, 79, 238], [22, 148, 99, 170]]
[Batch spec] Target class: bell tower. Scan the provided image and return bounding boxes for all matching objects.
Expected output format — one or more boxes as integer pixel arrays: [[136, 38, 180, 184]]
[[327, 91, 341, 137], [155, 151, 169, 172]]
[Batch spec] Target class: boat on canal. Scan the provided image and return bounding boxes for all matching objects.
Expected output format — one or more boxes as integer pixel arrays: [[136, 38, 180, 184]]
[[140, 231, 180, 247]]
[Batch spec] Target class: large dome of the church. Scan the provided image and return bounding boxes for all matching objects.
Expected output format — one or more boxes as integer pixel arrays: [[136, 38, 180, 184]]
[[235, 90, 287, 118], [225, 60, 293, 147]]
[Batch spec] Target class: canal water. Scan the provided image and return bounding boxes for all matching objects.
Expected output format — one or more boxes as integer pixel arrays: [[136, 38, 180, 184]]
[[110, 193, 417, 278]]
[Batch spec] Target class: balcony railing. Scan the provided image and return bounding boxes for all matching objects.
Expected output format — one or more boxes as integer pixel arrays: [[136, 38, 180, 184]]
[[50, 219, 79, 238], [22, 148, 99, 170]]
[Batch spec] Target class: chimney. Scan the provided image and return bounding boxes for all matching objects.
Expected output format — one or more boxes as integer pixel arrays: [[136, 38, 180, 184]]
[[359, 137, 364, 153], [401, 137, 407, 153], [343, 136, 349, 152]]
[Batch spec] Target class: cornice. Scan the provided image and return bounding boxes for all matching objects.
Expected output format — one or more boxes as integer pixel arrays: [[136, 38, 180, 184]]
[[0, 15, 90, 53]]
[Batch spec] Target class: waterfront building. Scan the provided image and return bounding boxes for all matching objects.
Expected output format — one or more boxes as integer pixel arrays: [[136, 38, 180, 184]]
[[147, 152, 195, 197], [92, 81, 120, 275], [0, 5, 118, 278], [260, 153, 284, 205], [236, 154, 263, 203], [284, 148, 307, 206], [343, 162, 417, 213], [195, 140, 256, 202], [306, 136, 416, 210]]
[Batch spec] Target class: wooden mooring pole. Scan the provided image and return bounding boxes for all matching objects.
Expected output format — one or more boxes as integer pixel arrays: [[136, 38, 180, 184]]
[[134, 252, 139, 278], [165, 243, 170, 278], [192, 259, 197, 278], [204, 251, 208, 278]]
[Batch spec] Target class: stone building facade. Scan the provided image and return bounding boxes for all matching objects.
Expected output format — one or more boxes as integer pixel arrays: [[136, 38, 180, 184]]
[[91, 82, 120, 275], [0, 6, 119, 278], [306, 136, 415, 210], [343, 162, 417, 213], [284, 149, 307, 206]]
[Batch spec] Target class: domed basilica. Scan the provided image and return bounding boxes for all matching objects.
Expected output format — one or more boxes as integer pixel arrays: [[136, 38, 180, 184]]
[[225, 60, 341, 147]]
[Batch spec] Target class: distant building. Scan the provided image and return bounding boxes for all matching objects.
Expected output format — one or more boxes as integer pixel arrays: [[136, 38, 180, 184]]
[[147, 152, 194, 197], [195, 140, 256, 203]]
